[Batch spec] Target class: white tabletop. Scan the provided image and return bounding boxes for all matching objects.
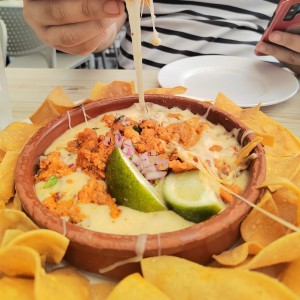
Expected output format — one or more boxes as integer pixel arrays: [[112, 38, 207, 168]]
[[5, 68, 300, 137]]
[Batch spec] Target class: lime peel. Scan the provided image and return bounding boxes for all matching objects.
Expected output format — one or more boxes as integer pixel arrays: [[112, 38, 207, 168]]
[[163, 170, 226, 222], [106, 147, 167, 212]]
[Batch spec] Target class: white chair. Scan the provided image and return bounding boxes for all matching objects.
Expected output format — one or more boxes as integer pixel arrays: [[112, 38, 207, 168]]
[[0, 18, 7, 63], [0, 0, 95, 69]]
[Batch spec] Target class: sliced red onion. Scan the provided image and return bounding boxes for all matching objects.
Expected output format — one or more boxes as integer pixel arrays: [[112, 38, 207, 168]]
[[141, 165, 157, 174], [140, 152, 151, 168], [123, 146, 133, 158], [140, 152, 149, 161], [131, 154, 140, 163], [140, 160, 151, 169], [144, 171, 167, 181], [103, 136, 111, 146], [123, 139, 134, 149], [150, 156, 169, 170], [114, 134, 124, 148]]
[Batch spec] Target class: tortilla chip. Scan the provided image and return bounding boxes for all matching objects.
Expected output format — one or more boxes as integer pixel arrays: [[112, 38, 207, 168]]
[[1, 229, 24, 247], [212, 242, 262, 266], [90, 282, 118, 300], [144, 86, 187, 95], [260, 177, 300, 226], [236, 136, 263, 165], [239, 111, 299, 157], [214, 93, 300, 156], [273, 189, 298, 225], [142, 256, 297, 300], [265, 155, 300, 192], [35, 267, 90, 300], [89, 81, 136, 101], [0, 245, 42, 277], [280, 259, 300, 297], [5, 192, 22, 211], [29, 100, 61, 125], [0, 149, 5, 162], [106, 273, 170, 300], [0, 277, 34, 300], [241, 232, 300, 270], [30, 87, 76, 125], [0, 199, 5, 209], [0, 122, 41, 152], [0, 151, 22, 203], [241, 190, 287, 246], [214, 92, 242, 115], [0, 209, 38, 244], [6, 229, 69, 264], [46, 86, 75, 113]]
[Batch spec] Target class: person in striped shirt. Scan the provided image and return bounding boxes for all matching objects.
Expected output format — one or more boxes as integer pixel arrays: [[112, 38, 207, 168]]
[[23, 0, 300, 73]]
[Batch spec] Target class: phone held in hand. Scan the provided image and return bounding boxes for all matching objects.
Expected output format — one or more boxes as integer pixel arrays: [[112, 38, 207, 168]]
[[256, 0, 300, 55]]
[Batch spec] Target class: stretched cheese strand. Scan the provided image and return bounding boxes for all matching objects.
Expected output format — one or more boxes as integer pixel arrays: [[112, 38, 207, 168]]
[[147, 0, 161, 46], [222, 184, 300, 233], [125, 0, 146, 115], [98, 233, 148, 274], [125, 0, 160, 116]]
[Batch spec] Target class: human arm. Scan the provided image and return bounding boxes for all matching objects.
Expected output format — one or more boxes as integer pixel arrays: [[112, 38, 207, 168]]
[[23, 0, 127, 55], [255, 31, 300, 74]]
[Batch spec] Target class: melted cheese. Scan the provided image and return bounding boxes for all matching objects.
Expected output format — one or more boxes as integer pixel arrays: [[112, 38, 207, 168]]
[[45, 118, 109, 154], [99, 233, 148, 274], [79, 204, 193, 235], [147, 0, 161, 46], [125, 0, 146, 115], [35, 172, 91, 201], [125, 0, 161, 115], [36, 103, 250, 236]]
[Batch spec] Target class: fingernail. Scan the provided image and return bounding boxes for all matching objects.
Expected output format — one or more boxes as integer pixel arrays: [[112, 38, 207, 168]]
[[269, 32, 281, 42], [104, 0, 121, 15]]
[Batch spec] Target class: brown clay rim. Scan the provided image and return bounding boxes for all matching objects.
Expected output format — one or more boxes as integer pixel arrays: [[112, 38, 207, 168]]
[[15, 94, 266, 253]]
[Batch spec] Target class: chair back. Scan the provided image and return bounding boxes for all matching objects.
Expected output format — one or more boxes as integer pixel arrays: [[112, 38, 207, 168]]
[[0, 19, 7, 63], [0, 0, 56, 67]]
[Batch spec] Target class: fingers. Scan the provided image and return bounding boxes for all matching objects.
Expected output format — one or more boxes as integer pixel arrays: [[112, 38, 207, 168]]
[[23, 0, 126, 54], [269, 31, 300, 54], [47, 19, 119, 55], [23, 0, 124, 26], [256, 31, 300, 67]]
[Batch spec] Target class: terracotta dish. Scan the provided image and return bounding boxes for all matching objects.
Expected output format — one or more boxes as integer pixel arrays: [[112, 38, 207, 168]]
[[15, 94, 266, 279]]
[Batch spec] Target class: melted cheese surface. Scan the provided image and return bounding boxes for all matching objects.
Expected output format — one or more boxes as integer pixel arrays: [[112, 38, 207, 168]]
[[35, 103, 249, 235]]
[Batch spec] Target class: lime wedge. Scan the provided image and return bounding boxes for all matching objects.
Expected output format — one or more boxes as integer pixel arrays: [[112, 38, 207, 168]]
[[163, 171, 225, 222], [106, 147, 167, 212]]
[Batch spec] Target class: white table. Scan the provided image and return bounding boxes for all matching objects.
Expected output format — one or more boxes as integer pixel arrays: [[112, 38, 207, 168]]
[[5, 68, 300, 137]]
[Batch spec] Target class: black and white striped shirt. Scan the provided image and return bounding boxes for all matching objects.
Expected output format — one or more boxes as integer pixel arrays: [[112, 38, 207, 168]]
[[118, 0, 279, 69]]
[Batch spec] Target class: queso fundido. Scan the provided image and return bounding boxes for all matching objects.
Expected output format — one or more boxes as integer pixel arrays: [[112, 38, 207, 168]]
[[34, 102, 257, 235]]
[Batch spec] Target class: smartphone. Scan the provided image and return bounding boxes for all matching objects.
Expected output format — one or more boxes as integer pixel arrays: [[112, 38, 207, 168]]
[[256, 0, 300, 54]]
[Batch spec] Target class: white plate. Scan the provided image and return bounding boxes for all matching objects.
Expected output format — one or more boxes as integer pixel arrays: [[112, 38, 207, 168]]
[[158, 56, 299, 107]]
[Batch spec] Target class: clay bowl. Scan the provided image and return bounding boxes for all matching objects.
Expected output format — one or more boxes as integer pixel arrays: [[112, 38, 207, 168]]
[[15, 94, 266, 280]]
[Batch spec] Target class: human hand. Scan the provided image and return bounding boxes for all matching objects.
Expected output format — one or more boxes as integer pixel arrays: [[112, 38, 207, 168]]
[[255, 31, 300, 74], [23, 0, 126, 55]]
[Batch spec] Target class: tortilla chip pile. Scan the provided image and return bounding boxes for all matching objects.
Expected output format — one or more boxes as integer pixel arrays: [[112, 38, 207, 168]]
[[1, 82, 300, 299]]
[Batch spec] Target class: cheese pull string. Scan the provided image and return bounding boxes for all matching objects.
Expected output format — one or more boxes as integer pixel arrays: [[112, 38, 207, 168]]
[[179, 149, 300, 233], [259, 177, 300, 227], [124, 0, 148, 117], [221, 184, 300, 233]]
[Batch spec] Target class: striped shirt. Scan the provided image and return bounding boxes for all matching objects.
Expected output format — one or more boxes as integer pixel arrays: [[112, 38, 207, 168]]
[[118, 0, 279, 69]]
